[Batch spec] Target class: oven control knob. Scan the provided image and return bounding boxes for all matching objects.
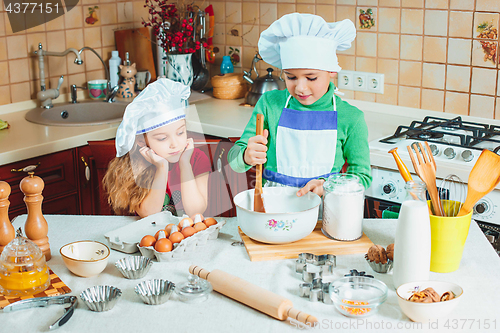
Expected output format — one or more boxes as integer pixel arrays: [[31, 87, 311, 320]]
[[429, 144, 439, 156], [474, 202, 488, 214], [382, 183, 396, 197], [444, 147, 456, 159], [461, 150, 474, 162]]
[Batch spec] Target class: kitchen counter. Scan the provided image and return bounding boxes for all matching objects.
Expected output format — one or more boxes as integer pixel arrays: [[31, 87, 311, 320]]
[[2, 215, 499, 332], [3, 90, 500, 166]]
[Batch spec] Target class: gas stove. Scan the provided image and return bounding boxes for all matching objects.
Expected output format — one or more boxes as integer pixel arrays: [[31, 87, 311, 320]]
[[366, 116, 500, 254]]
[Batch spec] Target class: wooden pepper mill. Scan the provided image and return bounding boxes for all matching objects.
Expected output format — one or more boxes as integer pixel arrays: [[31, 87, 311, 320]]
[[0, 180, 15, 253], [20, 172, 51, 260]]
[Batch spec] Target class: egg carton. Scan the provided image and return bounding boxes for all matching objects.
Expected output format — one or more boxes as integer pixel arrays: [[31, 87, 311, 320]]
[[138, 219, 226, 262], [104, 211, 225, 260]]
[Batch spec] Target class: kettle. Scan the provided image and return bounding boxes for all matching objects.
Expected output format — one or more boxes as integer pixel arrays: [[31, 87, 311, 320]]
[[243, 53, 286, 106]]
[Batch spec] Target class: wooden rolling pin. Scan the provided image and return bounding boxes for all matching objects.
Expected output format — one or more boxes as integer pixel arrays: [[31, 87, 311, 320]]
[[189, 265, 318, 326]]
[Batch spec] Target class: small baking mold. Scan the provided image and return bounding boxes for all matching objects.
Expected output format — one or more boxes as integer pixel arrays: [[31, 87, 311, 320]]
[[80, 285, 122, 312], [135, 279, 175, 305], [115, 256, 153, 279], [365, 254, 393, 273]]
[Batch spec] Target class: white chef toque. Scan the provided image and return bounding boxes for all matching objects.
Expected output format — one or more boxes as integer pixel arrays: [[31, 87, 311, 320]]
[[115, 78, 191, 157], [258, 13, 356, 72]]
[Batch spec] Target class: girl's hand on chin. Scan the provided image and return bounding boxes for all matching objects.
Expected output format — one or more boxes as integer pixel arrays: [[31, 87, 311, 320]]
[[139, 146, 169, 169], [180, 138, 195, 164]]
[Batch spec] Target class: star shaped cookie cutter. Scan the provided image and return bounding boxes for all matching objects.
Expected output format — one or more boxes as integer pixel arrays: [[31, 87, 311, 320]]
[[295, 253, 336, 304]]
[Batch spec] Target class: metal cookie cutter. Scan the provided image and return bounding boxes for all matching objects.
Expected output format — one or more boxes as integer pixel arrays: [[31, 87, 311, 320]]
[[295, 253, 336, 283], [295, 253, 336, 304], [1, 295, 77, 330]]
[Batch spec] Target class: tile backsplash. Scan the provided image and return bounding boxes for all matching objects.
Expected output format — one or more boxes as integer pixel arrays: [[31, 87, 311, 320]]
[[1, 0, 500, 120]]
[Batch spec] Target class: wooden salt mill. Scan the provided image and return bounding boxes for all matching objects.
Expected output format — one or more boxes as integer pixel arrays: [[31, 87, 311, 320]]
[[0, 181, 15, 253], [20, 172, 51, 260]]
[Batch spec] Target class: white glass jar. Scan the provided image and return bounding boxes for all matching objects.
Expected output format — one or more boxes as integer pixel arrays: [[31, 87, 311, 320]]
[[322, 174, 365, 241]]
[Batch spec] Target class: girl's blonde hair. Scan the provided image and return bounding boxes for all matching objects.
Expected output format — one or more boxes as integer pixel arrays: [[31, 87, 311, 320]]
[[103, 143, 156, 215]]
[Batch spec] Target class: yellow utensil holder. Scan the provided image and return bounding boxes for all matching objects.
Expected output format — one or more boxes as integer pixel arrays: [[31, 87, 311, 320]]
[[429, 200, 473, 273]]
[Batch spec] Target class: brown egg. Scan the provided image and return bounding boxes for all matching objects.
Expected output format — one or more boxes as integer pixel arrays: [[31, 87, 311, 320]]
[[204, 217, 218, 227], [155, 229, 166, 240], [140, 235, 156, 247], [193, 222, 207, 232], [155, 238, 173, 252], [179, 217, 194, 229], [165, 223, 176, 236], [169, 231, 185, 244], [181, 226, 196, 238], [191, 213, 204, 224]]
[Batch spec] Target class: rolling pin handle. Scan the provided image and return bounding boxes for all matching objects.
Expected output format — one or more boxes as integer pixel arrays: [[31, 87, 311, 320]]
[[189, 265, 210, 280], [287, 307, 318, 326]]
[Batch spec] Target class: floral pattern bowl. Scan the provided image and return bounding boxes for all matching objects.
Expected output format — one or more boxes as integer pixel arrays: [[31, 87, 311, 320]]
[[233, 187, 321, 244]]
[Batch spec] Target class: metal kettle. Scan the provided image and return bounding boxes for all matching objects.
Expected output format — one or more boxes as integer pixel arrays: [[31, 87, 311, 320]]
[[243, 53, 286, 106]]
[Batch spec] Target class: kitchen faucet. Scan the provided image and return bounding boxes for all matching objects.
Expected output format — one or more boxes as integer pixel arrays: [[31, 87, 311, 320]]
[[78, 47, 119, 103], [34, 43, 83, 108]]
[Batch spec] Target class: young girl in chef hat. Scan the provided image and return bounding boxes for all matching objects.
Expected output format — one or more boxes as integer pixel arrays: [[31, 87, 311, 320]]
[[228, 13, 372, 196], [103, 78, 211, 217]]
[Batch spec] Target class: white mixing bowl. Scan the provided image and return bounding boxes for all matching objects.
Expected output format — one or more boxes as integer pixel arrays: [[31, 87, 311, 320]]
[[234, 187, 321, 244]]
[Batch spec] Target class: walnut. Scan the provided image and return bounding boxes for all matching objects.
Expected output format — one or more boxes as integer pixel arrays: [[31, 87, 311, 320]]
[[367, 245, 388, 264], [386, 243, 394, 261], [440, 291, 455, 301]]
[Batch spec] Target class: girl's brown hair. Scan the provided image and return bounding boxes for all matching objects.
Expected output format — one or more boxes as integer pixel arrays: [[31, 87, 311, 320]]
[[103, 144, 156, 215]]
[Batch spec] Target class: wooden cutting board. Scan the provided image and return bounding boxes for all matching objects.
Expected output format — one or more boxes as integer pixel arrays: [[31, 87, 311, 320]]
[[238, 221, 374, 262], [114, 27, 157, 80]]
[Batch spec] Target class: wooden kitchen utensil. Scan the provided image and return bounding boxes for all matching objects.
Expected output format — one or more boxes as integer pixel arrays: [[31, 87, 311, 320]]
[[0, 181, 15, 253], [407, 142, 444, 216], [457, 149, 500, 216], [189, 265, 318, 326], [20, 173, 51, 261], [254, 114, 266, 213]]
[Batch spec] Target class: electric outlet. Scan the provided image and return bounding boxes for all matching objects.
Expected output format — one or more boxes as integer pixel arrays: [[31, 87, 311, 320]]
[[336, 70, 384, 94], [367, 73, 384, 94], [353, 73, 367, 91], [337, 70, 353, 90]]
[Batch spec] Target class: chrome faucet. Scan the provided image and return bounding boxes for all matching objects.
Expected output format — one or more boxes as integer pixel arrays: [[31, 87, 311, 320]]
[[78, 47, 118, 103], [34, 43, 83, 108]]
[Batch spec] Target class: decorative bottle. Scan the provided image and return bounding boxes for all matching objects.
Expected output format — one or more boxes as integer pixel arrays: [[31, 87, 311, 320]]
[[220, 56, 234, 74], [392, 180, 431, 289]]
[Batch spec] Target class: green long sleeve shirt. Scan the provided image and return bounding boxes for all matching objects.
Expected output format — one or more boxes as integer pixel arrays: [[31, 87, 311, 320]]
[[228, 83, 372, 189]]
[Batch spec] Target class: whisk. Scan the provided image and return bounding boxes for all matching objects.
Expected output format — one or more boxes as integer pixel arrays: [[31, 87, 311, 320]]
[[438, 174, 467, 217]]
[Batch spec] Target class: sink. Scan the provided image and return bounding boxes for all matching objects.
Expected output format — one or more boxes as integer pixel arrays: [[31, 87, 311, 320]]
[[25, 101, 129, 126]]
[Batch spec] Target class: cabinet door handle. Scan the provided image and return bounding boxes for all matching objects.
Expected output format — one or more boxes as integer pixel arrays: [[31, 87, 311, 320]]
[[11, 162, 41, 173], [81, 157, 91, 182]]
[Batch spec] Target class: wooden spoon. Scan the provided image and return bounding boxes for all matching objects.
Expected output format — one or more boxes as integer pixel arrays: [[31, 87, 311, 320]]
[[254, 114, 266, 213], [457, 149, 500, 216]]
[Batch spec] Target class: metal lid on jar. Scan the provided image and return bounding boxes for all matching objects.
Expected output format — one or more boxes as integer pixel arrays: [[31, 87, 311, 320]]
[[175, 274, 212, 303]]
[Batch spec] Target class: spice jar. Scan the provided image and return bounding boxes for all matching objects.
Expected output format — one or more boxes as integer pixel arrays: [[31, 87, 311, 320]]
[[322, 174, 365, 241], [0, 229, 50, 297]]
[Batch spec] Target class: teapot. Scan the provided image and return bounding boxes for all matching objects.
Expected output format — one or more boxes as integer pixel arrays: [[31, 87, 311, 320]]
[[243, 53, 286, 106]]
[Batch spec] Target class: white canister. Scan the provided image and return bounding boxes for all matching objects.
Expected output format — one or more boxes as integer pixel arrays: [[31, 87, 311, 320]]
[[392, 200, 431, 289], [321, 174, 365, 241]]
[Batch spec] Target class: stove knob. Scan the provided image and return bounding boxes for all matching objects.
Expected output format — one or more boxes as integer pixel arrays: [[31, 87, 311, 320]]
[[429, 144, 439, 156], [443, 147, 456, 159], [474, 202, 488, 214], [383, 183, 395, 195], [461, 150, 474, 162]]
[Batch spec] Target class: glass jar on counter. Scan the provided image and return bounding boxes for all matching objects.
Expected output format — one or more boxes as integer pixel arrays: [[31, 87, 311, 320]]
[[0, 230, 50, 297], [322, 174, 365, 241]]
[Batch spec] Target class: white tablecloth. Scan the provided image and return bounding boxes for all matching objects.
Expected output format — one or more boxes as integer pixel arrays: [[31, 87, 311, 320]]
[[1, 215, 499, 333]]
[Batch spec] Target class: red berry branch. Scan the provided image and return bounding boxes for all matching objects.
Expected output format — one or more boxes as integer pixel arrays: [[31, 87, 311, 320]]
[[142, 0, 208, 54]]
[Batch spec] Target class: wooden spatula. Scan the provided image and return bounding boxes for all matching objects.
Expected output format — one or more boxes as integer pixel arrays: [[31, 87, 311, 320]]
[[407, 141, 444, 216], [457, 149, 500, 216], [254, 114, 266, 213]]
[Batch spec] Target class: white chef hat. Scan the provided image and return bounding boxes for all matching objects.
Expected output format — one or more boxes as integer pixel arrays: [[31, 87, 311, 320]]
[[115, 78, 191, 157], [258, 13, 356, 72]]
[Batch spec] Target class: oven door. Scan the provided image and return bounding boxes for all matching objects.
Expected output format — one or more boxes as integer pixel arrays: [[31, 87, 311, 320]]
[[364, 196, 401, 219]]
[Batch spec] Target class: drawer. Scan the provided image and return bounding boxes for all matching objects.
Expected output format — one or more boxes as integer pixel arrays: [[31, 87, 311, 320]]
[[0, 149, 78, 212]]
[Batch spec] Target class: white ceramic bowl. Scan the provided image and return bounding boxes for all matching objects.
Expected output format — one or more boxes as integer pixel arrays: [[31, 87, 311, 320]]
[[233, 187, 321, 244], [60, 241, 110, 277], [396, 280, 463, 323]]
